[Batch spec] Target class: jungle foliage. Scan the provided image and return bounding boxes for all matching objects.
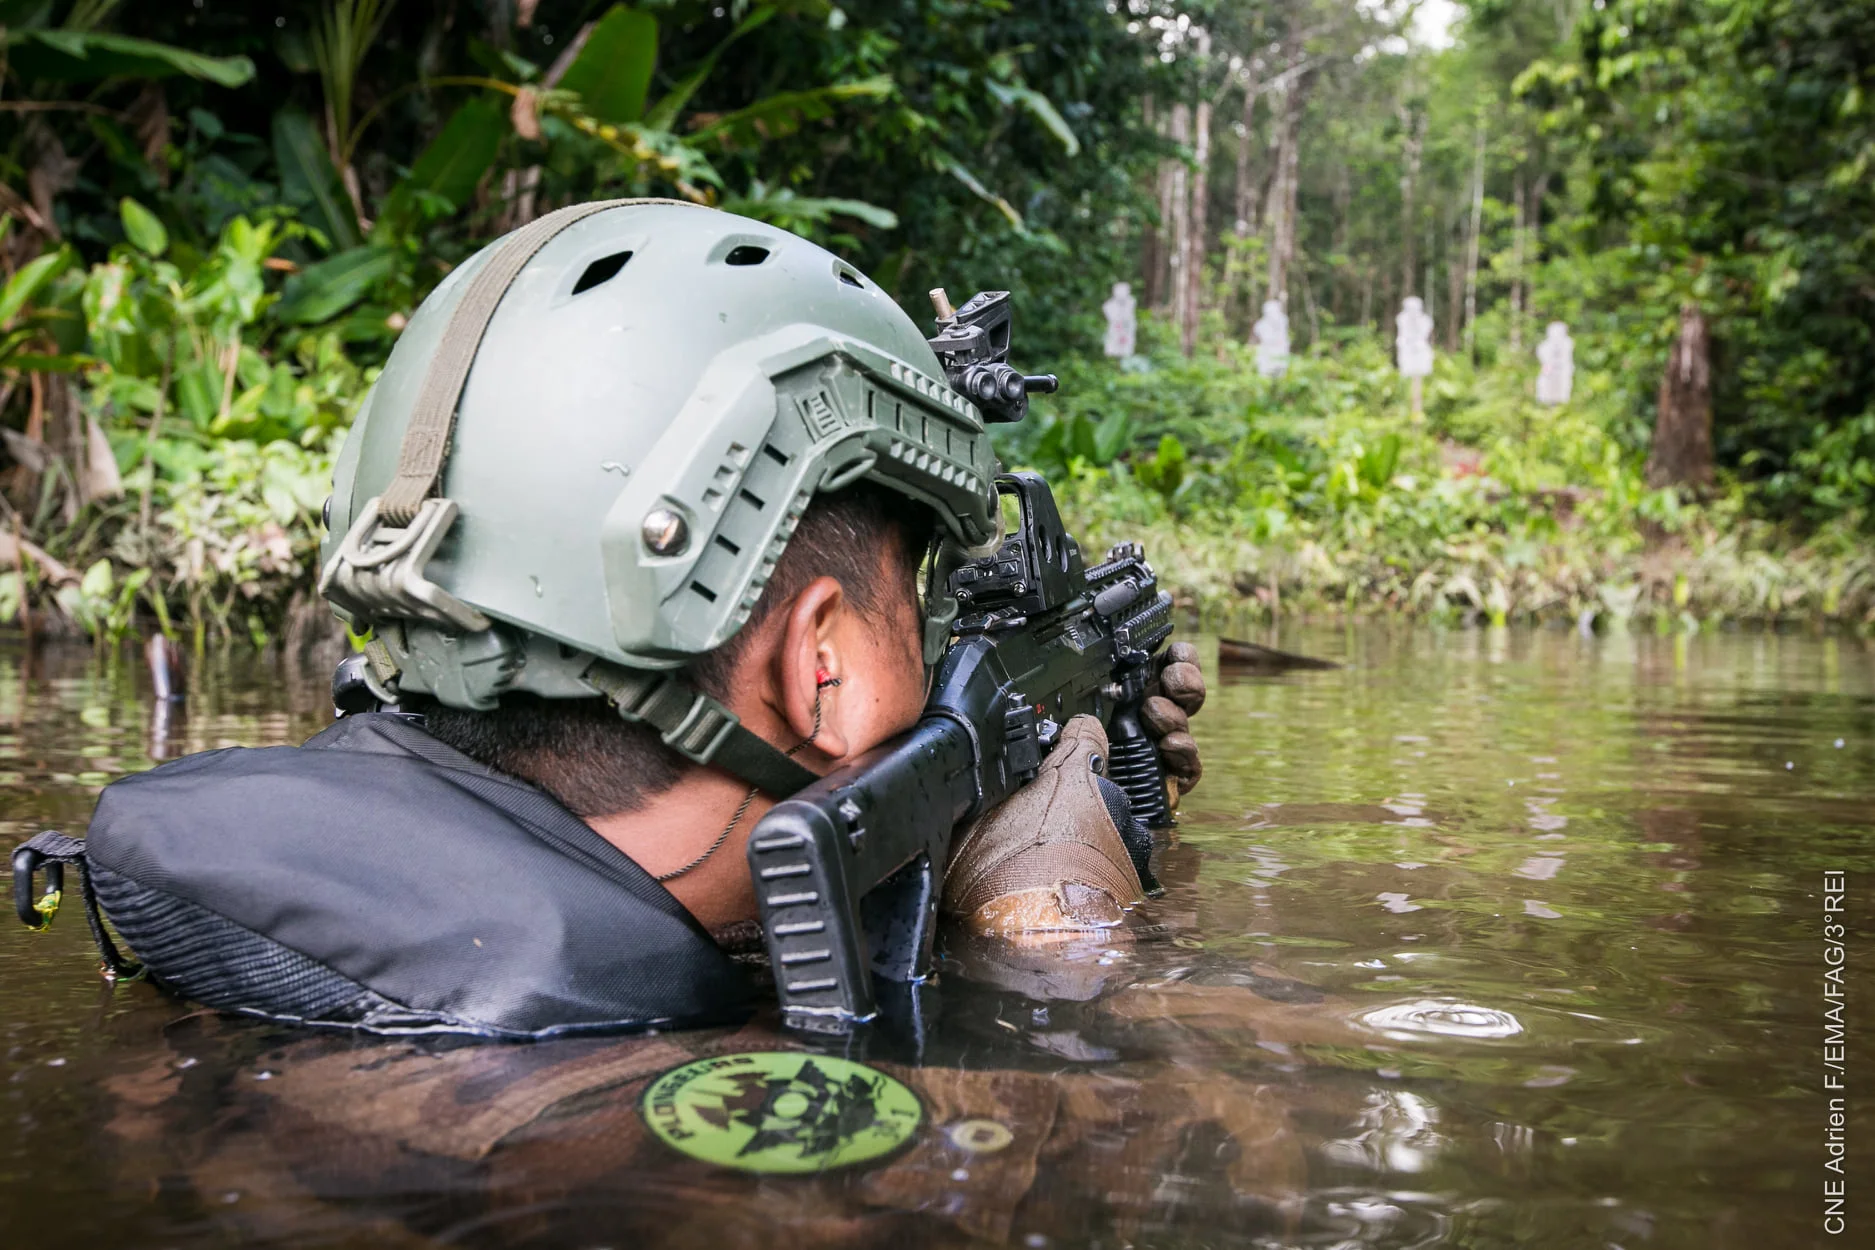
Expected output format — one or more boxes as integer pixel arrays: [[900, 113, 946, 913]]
[[1126, 0, 1874, 526], [0, 0, 1164, 643], [1035, 0, 1874, 628], [0, 1, 1868, 644]]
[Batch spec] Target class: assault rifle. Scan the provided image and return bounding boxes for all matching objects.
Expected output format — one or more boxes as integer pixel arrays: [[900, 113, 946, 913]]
[[750, 289, 1175, 1035]]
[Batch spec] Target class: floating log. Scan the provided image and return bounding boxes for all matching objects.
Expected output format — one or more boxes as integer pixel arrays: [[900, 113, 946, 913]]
[[1217, 638, 1339, 672]]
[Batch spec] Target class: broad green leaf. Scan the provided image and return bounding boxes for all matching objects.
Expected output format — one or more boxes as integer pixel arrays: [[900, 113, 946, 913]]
[[805, 198, 897, 229], [209, 380, 271, 436], [0, 249, 71, 326], [1092, 410, 1131, 463], [8, 30, 255, 87], [937, 156, 1023, 230], [2, 353, 88, 373], [987, 82, 1081, 157], [719, 187, 898, 231], [272, 107, 360, 252], [274, 246, 399, 325], [175, 360, 223, 430], [376, 96, 507, 238], [80, 558, 113, 600], [690, 77, 892, 146], [1358, 432, 1402, 490], [557, 4, 658, 125], [32, 29, 87, 58], [643, 4, 776, 131], [119, 197, 168, 256]]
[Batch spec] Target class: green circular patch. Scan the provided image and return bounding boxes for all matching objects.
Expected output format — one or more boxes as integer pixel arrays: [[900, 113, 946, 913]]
[[641, 1051, 923, 1174]]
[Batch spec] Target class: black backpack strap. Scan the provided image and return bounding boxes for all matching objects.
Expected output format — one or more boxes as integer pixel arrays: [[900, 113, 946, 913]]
[[11, 832, 145, 982]]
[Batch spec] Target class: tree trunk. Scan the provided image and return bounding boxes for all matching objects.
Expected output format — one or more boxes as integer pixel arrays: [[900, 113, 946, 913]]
[[1143, 98, 1169, 311], [1261, 85, 1291, 303], [1398, 105, 1424, 297], [1330, 163, 1350, 320], [1462, 120, 1485, 357], [1166, 103, 1192, 323], [1182, 98, 1212, 356], [1232, 73, 1262, 235], [1424, 222, 1436, 319], [1264, 78, 1304, 304], [1525, 169, 1547, 323], [1140, 96, 1157, 302], [1646, 304, 1716, 490], [1509, 171, 1526, 354], [1298, 261, 1320, 347], [1282, 122, 1301, 292], [1444, 211, 1465, 353]]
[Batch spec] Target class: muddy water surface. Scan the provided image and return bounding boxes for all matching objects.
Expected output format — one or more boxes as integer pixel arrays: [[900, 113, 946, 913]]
[[1, 628, 1870, 1248]]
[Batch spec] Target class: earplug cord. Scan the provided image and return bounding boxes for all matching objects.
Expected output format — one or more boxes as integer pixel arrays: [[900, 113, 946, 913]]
[[655, 674, 840, 883]]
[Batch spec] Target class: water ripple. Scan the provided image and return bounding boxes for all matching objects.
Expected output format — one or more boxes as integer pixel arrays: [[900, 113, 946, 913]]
[[1358, 999, 1525, 1041]]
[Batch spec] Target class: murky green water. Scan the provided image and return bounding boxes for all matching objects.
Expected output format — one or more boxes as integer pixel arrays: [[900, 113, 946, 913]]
[[1, 628, 1869, 1248]]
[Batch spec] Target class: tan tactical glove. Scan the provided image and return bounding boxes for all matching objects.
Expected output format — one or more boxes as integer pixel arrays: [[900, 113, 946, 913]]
[[943, 715, 1145, 935], [1142, 640, 1206, 803]]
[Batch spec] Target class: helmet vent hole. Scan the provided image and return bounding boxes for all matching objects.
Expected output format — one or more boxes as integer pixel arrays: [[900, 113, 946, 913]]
[[690, 582, 719, 603], [837, 269, 863, 288], [762, 443, 791, 466], [566, 251, 633, 296], [571, 250, 633, 295], [724, 245, 770, 267]]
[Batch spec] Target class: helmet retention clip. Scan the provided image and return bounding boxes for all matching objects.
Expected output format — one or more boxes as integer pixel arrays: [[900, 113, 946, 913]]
[[319, 496, 492, 635]]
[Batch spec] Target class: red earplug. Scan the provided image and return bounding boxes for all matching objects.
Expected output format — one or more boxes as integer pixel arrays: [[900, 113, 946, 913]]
[[815, 667, 841, 688]]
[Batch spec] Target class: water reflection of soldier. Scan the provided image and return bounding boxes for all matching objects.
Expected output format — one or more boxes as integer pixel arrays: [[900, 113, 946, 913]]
[[35, 203, 1204, 1037], [101, 1014, 1348, 1249]]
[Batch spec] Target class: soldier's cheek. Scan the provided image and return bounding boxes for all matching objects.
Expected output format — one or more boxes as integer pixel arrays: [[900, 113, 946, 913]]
[[848, 633, 927, 750]]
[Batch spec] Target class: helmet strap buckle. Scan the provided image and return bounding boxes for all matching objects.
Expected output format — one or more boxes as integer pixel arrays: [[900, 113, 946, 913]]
[[319, 496, 493, 635]]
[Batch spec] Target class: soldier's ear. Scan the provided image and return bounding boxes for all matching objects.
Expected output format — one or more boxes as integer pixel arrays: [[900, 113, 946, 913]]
[[771, 575, 851, 760]]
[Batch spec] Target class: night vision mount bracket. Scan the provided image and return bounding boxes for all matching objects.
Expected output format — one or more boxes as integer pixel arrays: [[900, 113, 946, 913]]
[[926, 289, 1058, 425]]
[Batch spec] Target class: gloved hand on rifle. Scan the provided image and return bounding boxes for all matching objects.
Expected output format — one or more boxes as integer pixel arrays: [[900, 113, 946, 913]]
[[943, 642, 1206, 934]]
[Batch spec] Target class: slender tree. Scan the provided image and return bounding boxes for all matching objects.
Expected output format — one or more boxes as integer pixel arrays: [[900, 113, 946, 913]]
[[1462, 118, 1485, 356]]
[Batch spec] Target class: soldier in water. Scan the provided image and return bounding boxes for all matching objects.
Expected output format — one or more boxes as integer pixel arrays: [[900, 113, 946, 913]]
[[51, 203, 1411, 1245], [21, 201, 1203, 1036]]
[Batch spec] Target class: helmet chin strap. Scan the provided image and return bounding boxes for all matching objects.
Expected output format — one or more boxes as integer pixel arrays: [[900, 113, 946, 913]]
[[921, 536, 969, 668], [583, 661, 821, 799]]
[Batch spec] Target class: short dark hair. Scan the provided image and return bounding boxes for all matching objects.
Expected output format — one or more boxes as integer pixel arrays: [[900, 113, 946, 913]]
[[422, 481, 933, 817]]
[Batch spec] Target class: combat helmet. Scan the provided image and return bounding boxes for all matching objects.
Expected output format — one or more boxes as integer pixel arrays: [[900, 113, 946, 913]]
[[320, 200, 1003, 796]]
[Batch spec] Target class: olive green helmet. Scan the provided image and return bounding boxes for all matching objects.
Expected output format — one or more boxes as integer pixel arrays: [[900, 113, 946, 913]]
[[320, 201, 1000, 790]]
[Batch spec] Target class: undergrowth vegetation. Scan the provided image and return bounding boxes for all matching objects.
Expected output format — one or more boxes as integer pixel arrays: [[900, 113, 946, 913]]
[[1011, 321, 1875, 630], [1, 2, 1870, 646]]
